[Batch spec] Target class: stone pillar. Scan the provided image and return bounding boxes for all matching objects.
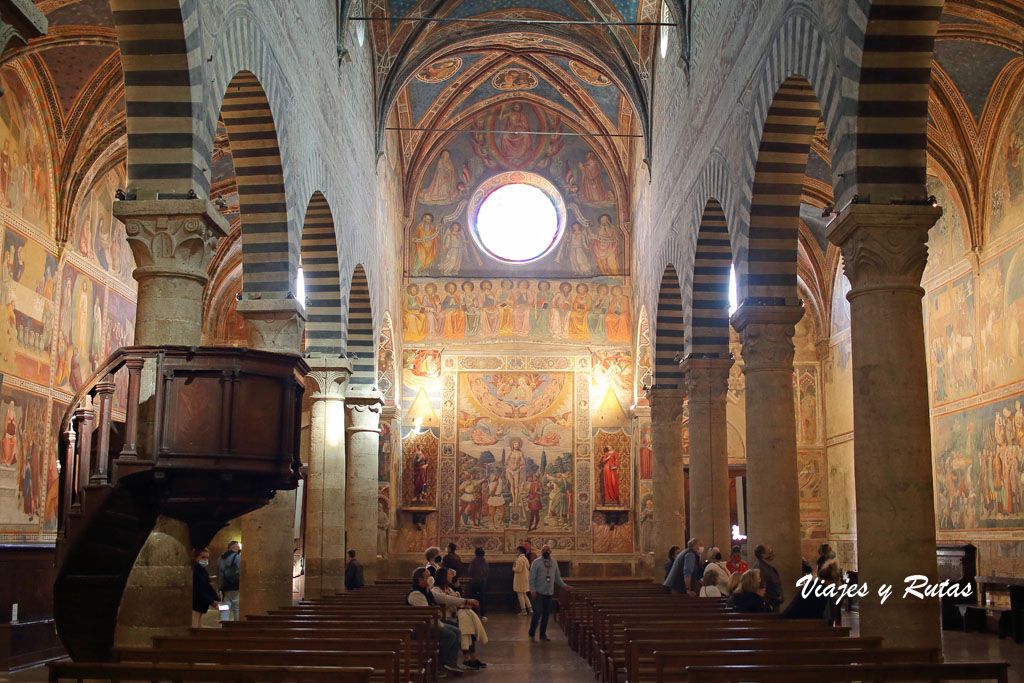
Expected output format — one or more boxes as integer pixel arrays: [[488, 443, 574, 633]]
[[237, 298, 306, 615], [112, 199, 227, 646], [681, 356, 734, 554], [827, 203, 941, 650], [345, 386, 384, 586], [649, 385, 687, 580], [303, 356, 352, 598], [730, 302, 804, 607], [112, 199, 229, 346]]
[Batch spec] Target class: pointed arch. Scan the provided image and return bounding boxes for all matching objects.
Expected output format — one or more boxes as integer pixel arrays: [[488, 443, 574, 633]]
[[219, 70, 293, 297], [687, 199, 731, 358], [654, 265, 684, 388], [347, 265, 374, 386], [300, 192, 343, 355], [745, 76, 823, 302]]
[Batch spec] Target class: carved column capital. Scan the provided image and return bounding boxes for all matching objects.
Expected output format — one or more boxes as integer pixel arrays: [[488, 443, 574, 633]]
[[648, 386, 687, 424], [236, 297, 307, 354], [681, 356, 733, 404], [112, 199, 229, 286], [730, 302, 804, 374], [826, 203, 941, 296], [345, 385, 384, 434], [305, 355, 353, 400]]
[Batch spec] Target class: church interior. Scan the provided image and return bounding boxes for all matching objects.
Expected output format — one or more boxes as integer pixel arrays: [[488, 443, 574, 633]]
[[1, 0, 1024, 680]]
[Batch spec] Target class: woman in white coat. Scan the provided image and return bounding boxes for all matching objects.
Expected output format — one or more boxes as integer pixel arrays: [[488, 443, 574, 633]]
[[512, 545, 533, 615], [699, 547, 732, 598]]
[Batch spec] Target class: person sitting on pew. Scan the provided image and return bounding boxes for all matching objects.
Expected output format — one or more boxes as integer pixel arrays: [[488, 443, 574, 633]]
[[436, 568, 487, 670], [665, 545, 681, 581], [725, 570, 743, 599], [664, 538, 705, 596], [730, 568, 770, 613], [192, 547, 221, 627], [407, 566, 479, 674], [424, 546, 444, 582]]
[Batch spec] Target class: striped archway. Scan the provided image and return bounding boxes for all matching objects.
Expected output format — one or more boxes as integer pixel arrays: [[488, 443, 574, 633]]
[[745, 76, 822, 302], [346, 265, 375, 386], [686, 200, 731, 358], [219, 71, 293, 298], [110, 0, 207, 199], [300, 192, 343, 355], [654, 265, 685, 388]]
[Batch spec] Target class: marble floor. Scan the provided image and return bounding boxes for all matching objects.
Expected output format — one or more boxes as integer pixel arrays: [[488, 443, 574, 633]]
[[4, 609, 1023, 682]]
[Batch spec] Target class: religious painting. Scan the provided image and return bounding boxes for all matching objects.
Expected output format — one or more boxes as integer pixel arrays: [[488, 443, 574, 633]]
[[924, 271, 977, 404], [378, 419, 394, 483], [922, 177, 969, 281], [74, 166, 134, 285], [402, 277, 631, 346], [404, 349, 442, 379], [0, 384, 48, 530], [562, 154, 617, 208], [826, 440, 856, 535], [979, 241, 1024, 391], [397, 508, 438, 553], [824, 338, 853, 440], [637, 418, 652, 480], [591, 511, 633, 553], [792, 314, 817, 362], [491, 67, 538, 91], [416, 57, 462, 83], [988, 91, 1024, 241], [55, 265, 105, 393], [934, 392, 1024, 530], [105, 290, 136, 411], [44, 399, 67, 532], [830, 263, 851, 335], [401, 428, 439, 509], [455, 371, 574, 534], [635, 306, 652, 404], [0, 225, 56, 385], [593, 429, 631, 509], [0, 70, 52, 231], [377, 484, 391, 556], [793, 366, 819, 445], [569, 61, 612, 87], [591, 350, 632, 403], [377, 313, 396, 404], [638, 493, 654, 553]]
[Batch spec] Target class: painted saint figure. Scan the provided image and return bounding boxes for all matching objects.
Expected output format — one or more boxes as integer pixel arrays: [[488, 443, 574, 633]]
[[505, 437, 526, 506], [411, 448, 429, 503], [600, 446, 620, 505], [498, 103, 533, 165], [439, 221, 469, 275], [403, 284, 427, 342], [441, 282, 465, 339], [568, 283, 591, 340], [532, 281, 552, 337], [513, 280, 533, 337], [1, 401, 18, 467], [605, 285, 631, 343], [461, 281, 480, 336], [568, 222, 593, 275], [420, 150, 459, 204], [411, 214, 439, 275], [577, 152, 614, 204], [639, 498, 654, 553], [591, 214, 620, 275]]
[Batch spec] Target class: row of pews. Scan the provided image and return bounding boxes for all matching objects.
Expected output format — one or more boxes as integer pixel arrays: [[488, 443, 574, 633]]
[[50, 584, 438, 682], [556, 580, 1011, 683]]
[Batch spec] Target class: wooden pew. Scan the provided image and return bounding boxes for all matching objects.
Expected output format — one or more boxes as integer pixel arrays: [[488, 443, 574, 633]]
[[49, 661, 374, 682], [683, 661, 1010, 683]]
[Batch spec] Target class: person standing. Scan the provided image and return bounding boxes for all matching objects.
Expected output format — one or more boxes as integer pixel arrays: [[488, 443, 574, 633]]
[[752, 544, 782, 612], [664, 538, 704, 596], [216, 540, 241, 621], [512, 546, 532, 615], [665, 545, 681, 580], [191, 548, 220, 627], [726, 545, 748, 574], [442, 543, 464, 576], [528, 544, 567, 642], [467, 547, 489, 619], [345, 549, 365, 590]]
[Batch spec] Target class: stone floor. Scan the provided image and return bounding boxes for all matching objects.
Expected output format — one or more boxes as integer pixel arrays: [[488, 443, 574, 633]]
[[5, 609, 1023, 682]]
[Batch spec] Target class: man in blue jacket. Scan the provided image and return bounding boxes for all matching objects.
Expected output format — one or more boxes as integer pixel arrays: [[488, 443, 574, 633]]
[[528, 543, 568, 642]]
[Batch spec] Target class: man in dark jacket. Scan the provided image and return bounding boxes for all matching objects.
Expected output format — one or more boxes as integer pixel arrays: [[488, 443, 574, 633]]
[[753, 544, 783, 612], [345, 549, 365, 590], [217, 540, 240, 620], [192, 548, 220, 627], [467, 547, 489, 618], [442, 542, 464, 576]]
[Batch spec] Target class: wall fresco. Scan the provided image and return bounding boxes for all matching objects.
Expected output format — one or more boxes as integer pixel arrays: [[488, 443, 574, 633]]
[[988, 91, 1024, 241], [0, 70, 52, 231], [922, 177, 969, 280], [0, 384, 47, 529], [925, 271, 978, 404], [1, 225, 56, 385], [979, 240, 1024, 391], [55, 263, 105, 393], [72, 166, 134, 285]]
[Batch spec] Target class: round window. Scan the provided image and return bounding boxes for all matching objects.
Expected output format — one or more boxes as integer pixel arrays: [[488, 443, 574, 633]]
[[468, 172, 566, 263]]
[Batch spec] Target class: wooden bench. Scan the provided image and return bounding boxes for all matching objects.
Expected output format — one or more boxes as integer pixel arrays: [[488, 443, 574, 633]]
[[683, 661, 1010, 683], [49, 661, 374, 682]]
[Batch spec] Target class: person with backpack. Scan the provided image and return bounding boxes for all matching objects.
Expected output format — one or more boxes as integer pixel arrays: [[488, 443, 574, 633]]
[[217, 540, 240, 620], [663, 538, 705, 596]]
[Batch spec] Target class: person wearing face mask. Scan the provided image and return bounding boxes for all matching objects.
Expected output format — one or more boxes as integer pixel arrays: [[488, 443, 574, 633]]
[[191, 547, 221, 627], [816, 543, 843, 625], [424, 546, 443, 585], [664, 538, 705, 596], [407, 567, 475, 674], [752, 544, 782, 612], [527, 544, 567, 642], [698, 546, 731, 597]]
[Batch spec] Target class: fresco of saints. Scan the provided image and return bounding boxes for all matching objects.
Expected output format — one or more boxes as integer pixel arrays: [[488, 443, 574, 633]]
[[513, 280, 533, 337], [532, 281, 552, 337], [589, 284, 609, 340], [577, 152, 614, 204], [600, 446, 621, 505], [568, 283, 591, 340], [486, 472, 507, 528], [505, 437, 526, 505], [639, 423, 652, 479], [411, 448, 429, 502], [497, 279, 515, 336], [422, 283, 443, 338], [439, 221, 469, 275], [411, 214, 439, 275], [403, 284, 427, 342], [545, 472, 572, 527], [420, 150, 459, 205], [551, 282, 572, 339], [605, 285, 631, 343], [568, 222, 593, 275], [77, 211, 93, 259], [498, 103, 533, 165], [441, 282, 465, 339], [461, 281, 480, 336], [591, 214, 620, 275], [479, 280, 499, 337], [1, 401, 17, 466]]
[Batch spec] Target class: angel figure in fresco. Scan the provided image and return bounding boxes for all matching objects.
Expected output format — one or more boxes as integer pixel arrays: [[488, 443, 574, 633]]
[[577, 152, 614, 204], [411, 214, 439, 275], [592, 214, 620, 275], [505, 437, 527, 506], [411, 447, 429, 503], [498, 103, 533, 165], [568, 222, 593, 275], [600, 446, 621, 505], [420, 150, 460, 204], [439, 221, 469, 275]]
